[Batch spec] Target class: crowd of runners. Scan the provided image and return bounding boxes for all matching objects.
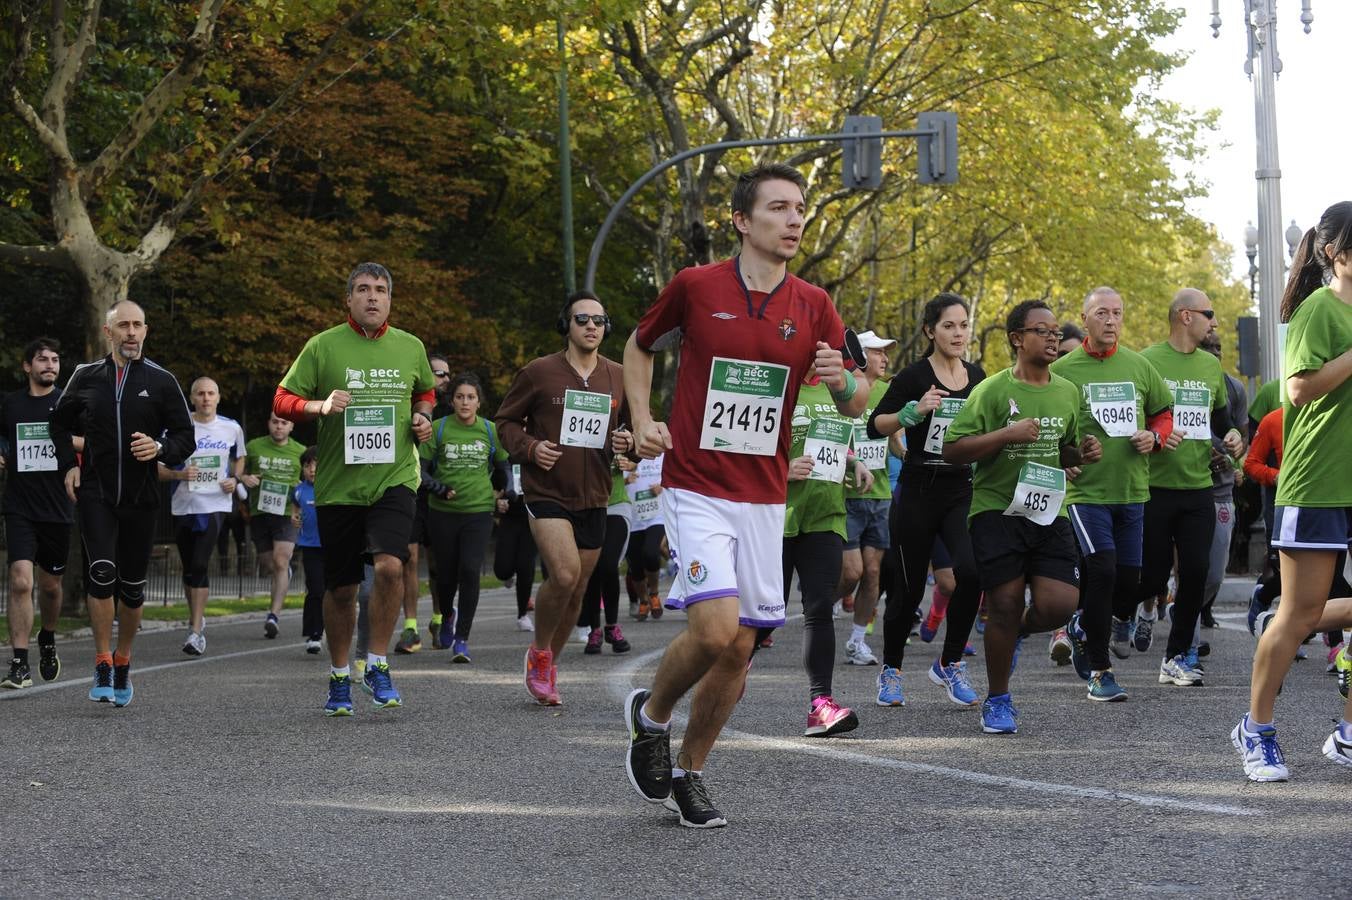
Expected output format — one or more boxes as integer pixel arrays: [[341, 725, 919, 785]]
[[2, 167, 1350, 828]]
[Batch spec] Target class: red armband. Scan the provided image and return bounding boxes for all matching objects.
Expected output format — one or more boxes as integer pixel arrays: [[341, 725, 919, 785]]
[[273, 386, 312, 422], [1146, 408, 1173, 450]]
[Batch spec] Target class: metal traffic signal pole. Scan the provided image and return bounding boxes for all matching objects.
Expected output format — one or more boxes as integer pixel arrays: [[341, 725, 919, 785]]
[[582, 114, 957, 294]]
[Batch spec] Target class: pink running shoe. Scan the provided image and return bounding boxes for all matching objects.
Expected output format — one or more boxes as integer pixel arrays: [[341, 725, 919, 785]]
[[804, 695, 859, 737], [547, 663, 561, 706], [525, 647, 555, 704]]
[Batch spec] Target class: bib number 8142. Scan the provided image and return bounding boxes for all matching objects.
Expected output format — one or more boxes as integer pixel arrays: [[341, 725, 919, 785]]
[[568, 416, 602, 437]]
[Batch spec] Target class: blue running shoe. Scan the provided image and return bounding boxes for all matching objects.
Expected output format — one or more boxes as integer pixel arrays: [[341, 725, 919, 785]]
[[1068, 614, 1091, 682], [928, 659, 979, 706], [325, 673, 354, 716], [451, 639, 471, 664], [981, 693, 1018, 734], [437, 612, 455, 650], [1185, 646, 1203, 674], [1087, 670, 1127, 702], [963, 642, 976, 657], [1133, 604, 1155, 653], [363, 662, 402, 708], [1110, 617, 1132, 660], [88, 661, 114, 703], [876, 665, 905, 706], [112, 663, 133, 707], [1246, 585, 1266, 636]]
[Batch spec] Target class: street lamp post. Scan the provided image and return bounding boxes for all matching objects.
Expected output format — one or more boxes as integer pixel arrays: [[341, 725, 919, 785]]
[[1211, 0, 1314, 382], [1244, 222, 1259, 306]]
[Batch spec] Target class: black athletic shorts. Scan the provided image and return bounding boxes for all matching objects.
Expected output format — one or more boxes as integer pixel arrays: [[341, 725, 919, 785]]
[[316, 485, 416, 589], [79, 497, 156, 604], [525, 500, 606, 551], [250, 513, 299, 551], [4, 514, 70, 575], [968, 510, 1080, 590]]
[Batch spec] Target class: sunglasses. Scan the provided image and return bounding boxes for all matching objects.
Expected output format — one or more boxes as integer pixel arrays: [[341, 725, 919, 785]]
[[1181, 308, 1216, 320], [433, 370, 450, 378], [573, 314, 609, 327]]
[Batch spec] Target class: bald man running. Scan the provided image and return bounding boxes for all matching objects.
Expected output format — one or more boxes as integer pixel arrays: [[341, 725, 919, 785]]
[[162, 376, 247, 656]]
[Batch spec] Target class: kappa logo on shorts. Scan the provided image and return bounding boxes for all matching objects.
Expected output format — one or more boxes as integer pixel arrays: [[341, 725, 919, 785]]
[[687, 559, 709, 586]]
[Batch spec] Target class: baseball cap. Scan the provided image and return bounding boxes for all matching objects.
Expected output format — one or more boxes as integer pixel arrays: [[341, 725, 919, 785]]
[[856, 330, 897, 350]]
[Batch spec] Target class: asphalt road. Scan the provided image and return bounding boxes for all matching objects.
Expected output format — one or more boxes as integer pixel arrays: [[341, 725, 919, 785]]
[[2, 580, 1347, 898]]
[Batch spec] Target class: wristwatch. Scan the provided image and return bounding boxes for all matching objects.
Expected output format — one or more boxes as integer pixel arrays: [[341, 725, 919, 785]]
[[1151, 431, 1162, 451], [154, 439, 164, 457]]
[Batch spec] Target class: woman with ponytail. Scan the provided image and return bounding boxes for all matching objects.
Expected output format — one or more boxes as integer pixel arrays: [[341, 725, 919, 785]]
[[866, 293, 986, 708], [1234, 201, 1352, 782]]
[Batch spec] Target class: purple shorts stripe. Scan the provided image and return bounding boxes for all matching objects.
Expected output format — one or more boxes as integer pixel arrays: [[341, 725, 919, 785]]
[[739, 616, 785, 628]]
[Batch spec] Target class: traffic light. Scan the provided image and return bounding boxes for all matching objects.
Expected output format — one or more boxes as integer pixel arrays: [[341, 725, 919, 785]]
[[917, 111, 958, 184], [841, 115, 883, 190]]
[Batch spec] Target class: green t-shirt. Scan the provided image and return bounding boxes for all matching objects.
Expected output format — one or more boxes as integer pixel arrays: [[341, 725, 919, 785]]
[[419, 414, 509, 514], [607, 468, 629, 508], [846, 377, 894, 501], [1249, 377, 1280, 428], [785, 382, 849, 538], [944, 367, 1086, 521], [279, 322, 435, 506], [1051, 345, 1172, 505], [1276, 287, 1352, 507], [243, 435, 306, 516], [1139, 341, 1226, 491]]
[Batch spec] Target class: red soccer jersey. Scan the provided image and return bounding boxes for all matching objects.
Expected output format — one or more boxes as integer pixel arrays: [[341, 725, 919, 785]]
[[635, 257, 845, 504]]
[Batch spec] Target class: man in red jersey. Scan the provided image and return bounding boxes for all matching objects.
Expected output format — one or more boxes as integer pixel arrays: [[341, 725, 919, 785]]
[[621, 163, 867, 828]]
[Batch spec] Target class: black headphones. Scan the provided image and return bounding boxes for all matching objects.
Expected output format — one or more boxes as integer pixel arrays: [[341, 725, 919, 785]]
[[556, 292, 613, 338]]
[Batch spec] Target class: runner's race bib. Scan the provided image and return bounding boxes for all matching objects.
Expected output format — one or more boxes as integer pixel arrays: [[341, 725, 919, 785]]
[[510, 464, 522, 495], [188, 453, 223, 493], [852, 423, 888, 470], [923, 397, 966, 455], [560, 389, 610, 449], [1088, 382, 1137, 438], [15, 422, 57, 472], [804, 418, 851, 483], [1003, 462, 1066, 526], [258, 479, 290, 515], [344, 405, 396, 464], [1172, 387, 1211, 441], [699, 358, 789, 456], [633, 488, 660, 521]]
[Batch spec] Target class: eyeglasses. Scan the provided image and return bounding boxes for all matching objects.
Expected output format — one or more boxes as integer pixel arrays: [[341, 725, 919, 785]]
[[573, 314, 609, 327], [1181, 308, 1216, 320], [433, 370, 450, 378], [1018, 326, 1064, 340]]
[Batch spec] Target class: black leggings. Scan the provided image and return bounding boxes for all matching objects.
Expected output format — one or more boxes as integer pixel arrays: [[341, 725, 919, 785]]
[[885, 468, 979, 668], [1079, 550, 1141, 671], [1139, 487, 1215, 659], [626, 523, 667, 576], [493, 510, 537, 617], [79, 497, 156, 606], [580, 514, 630, 629], [175, 513, 223, 589], [784, 531, 843, 700], [301, 546, 325, 639], [427, 509, 493, 639]]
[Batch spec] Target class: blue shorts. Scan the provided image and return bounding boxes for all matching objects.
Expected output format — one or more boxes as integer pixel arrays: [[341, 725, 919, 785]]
[[845, 498, 890, 551], [1067, 503, 1145, 567], [1272, 505, 1352, 551]]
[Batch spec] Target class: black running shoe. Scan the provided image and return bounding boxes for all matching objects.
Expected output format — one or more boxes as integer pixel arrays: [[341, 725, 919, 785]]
[[1, 658, 32, 689], [665, 773, 727, 829], [624, 688, 671, 803], [38, 637, 60, 682]]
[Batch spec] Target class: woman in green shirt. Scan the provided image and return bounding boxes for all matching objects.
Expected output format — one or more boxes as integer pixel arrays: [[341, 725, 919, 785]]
[[1236, 202, 1352, 782], [421, 373, 509, 663], [944, 300, 1101, 734]]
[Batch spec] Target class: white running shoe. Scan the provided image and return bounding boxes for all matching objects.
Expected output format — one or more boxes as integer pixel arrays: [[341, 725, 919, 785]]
[[1159, 654, 1203, 686], [1231, 718, 1289, 782], [517, 614, 535, 632], [1049, 628, 1072, 666], [844, 638, 878, 666], [572, 625, 590, 644], [182, 631, 206, 656], [304, 638, 322, 654], [1323, 726, 1352, 769]]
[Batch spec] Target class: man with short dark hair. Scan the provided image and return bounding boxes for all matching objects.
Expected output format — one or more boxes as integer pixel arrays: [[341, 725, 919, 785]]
[[622, 163, 866, 828], [50, 301, 196, 707], [496, 290, 631, 706], [1, 339, 78, 689], [241, 412, 306, 641], [274, 262, 436, 715]]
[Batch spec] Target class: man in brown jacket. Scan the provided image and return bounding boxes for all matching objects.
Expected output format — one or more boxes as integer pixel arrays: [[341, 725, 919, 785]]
[[496, 290, 632, 705]]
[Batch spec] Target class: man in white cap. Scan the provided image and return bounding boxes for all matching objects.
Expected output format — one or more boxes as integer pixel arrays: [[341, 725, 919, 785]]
[[839, 330, 899, 666]]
